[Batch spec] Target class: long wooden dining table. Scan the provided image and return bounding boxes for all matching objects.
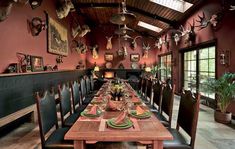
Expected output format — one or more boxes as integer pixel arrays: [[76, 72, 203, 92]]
[[65, 81, 173, 149]]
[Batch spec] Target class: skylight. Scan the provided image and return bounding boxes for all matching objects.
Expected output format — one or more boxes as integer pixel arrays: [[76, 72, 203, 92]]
[[150, 0, 193, 13], [137, 21, 162, 32]]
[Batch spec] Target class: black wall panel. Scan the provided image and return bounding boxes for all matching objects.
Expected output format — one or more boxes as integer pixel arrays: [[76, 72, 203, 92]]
[[0, 70, 85, 118]]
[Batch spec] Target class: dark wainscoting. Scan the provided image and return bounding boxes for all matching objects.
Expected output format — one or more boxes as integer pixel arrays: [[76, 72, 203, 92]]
[[0, 70, 86, 119]]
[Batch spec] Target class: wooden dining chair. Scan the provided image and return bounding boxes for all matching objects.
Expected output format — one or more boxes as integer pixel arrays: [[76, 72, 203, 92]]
[[157, 84, 175, 128], [152, 80, 163, 112], [146, 79, 153, 103], [35, 90, 73, 149], [70, 81, 87, 114], [80, 77, 93, 105], [59, 84, 80, 127], [141, 78, 147, 99], [163, 90, 200, 149], [137, 77, 143, 93]]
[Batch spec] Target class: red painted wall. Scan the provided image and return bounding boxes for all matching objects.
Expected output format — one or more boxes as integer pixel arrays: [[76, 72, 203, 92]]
[[85, 25, 157, 69], [158, 0, 235, 93], [0, 0, 86, 73]]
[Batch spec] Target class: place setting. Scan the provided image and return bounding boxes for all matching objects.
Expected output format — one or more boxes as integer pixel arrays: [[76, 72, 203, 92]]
[[129, 105, 151, 119], [80, 105, 103, 120]]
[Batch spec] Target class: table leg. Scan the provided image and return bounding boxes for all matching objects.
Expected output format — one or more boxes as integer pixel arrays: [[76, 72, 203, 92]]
[[152, 141, 163, 149], [74, 140, 86, 149]]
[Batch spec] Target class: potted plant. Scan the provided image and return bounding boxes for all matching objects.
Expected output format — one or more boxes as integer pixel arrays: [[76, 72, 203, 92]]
[[205, 73, 235, 124]]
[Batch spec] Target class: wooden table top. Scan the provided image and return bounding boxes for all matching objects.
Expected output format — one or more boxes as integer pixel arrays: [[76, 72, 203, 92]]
[[65, 82, 173, 142]]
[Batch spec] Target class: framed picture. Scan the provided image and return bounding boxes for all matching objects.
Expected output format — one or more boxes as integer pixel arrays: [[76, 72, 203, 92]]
[[47, 16, 68, 56], [31, 56, 44, 72], [130, 53, 140, 62], [104, 53, 114, 61]]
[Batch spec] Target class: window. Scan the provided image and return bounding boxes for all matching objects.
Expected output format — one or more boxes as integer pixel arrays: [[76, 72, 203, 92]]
[[183, 46, 215, 99], [150, 0, 193, 13], [159, 54, 172, 82]]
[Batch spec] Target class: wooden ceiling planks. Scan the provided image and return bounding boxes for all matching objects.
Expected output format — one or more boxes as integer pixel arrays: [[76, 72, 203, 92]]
[[75, 0, 202, 37]]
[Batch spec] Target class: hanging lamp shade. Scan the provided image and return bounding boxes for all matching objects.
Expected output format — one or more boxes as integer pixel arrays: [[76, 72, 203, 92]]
[[115, 24, 134, 35], [110, 12, 136, 25], [121, 34, 133, 40], [110, 0, 136, 25]]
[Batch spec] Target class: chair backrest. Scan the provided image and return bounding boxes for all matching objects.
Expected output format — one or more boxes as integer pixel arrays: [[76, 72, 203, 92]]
[[177, 90, 200, 148], [71, 81, 81, 112], [59, 84, 72, 126], [90, 75, 94, 91], [142, 78, 147, 94], [146, 79, 153, 98], [152, 80, 163, 109], [35, 90, 58, 147], [80, 77, 87, 98], [85, 76, 91, 93], [138, 77, 143, 91], [161, 84, 175, 127]]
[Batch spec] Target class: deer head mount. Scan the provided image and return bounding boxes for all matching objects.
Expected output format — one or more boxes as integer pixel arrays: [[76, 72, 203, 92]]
[[185, 19, 196, 46], [0, 0, 18, 22], [106, 36, 113, 50], [195, 11, 223, 31], [172, 25, 187, 45], [131, 36, 142, 50], [56, 0, 74, 19], [154, 37, 163, 50], [71, 40, 87, 54], [28, 17, 46, 36], [72, 24, 90, 38], [122, 46, 128, 57], [143, 42, 150, 58], [89, 45, 99, 59]]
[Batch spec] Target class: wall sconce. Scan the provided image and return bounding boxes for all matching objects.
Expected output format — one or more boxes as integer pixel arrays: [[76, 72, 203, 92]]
[[220, 50, 230, 67], [29, 0, 42, 9]]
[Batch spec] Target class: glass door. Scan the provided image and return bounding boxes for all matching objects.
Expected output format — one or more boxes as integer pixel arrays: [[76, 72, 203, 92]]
[[183, 46, 215, 99]]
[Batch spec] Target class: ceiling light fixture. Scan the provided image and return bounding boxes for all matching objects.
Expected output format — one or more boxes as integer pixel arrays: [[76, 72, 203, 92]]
[[138, 21, 162, 32], [29, 0, 42, 9], [149, 0, 193, 13]]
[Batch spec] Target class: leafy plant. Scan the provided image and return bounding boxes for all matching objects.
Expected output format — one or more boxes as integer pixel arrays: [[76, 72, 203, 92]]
[[205, 73, 235, 113]]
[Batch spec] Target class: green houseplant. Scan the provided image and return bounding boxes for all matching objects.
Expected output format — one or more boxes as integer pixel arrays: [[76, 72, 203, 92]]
[[205, 73, 235, 123]]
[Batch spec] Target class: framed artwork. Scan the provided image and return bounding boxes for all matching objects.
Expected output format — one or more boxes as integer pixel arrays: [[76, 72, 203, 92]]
[[104, 53, 114, 61], [31, 56, 44, 72], [130, 53, 140, 62], [47, 16, 68, 56]]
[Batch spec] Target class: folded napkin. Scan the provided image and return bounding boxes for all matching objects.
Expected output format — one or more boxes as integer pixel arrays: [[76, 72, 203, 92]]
[[132, 97, 140, 103], [107, 99, 116, 110], [87, 105, 98, 115], [114, 111, 127, 124], [136, 106, 145, 115]]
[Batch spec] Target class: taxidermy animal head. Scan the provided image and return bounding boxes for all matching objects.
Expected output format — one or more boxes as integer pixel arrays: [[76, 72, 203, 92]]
[[71, 21, 80, 38], [172, 25, 187, 45], [77, 25, 90, 38], [106, 36, 113, 50], [28, 17, 46, 36], [195, 11, 223, 30], [89, 45, 99, 59], [0, 0, 18, 22], [56, 0, 74, 19], [185, 19, 196, 45], [143, 42, 150, 58], [71, 40, 87, 54], [122, 46, 128, 57], [131, 36, 142, 50], [154, 37, 163, 50], [163, 34, 169, 49]]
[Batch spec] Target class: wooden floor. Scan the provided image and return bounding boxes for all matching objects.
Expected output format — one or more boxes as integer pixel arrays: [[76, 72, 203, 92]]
[[0, 95, 235, 149]]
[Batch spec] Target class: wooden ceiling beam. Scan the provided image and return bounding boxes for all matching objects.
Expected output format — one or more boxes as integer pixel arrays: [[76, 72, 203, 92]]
[[74, 2, 177, 26]]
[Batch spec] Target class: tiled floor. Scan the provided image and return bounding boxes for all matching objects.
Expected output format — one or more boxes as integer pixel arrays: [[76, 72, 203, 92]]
[[0, 95, 235, 149]]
